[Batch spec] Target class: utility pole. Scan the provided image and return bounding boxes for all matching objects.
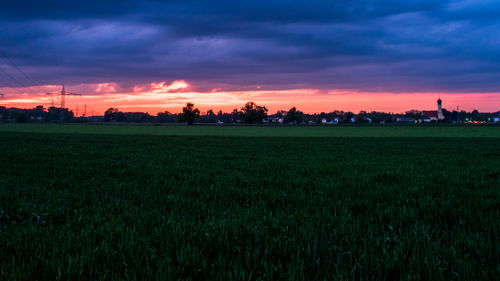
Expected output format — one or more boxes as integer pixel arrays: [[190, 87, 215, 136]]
[[61, 85, 65, 108], [60, 85, 83, 108], [46, 92, 56, 107], [46, 85, 82, 109]]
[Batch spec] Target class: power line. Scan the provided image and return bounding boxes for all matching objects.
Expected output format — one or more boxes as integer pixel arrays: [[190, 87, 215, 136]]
[[0, 51, 48, 93], [0, 51, 86, 109], [0, 73, 30, 95], [0, 66, 39, 95]]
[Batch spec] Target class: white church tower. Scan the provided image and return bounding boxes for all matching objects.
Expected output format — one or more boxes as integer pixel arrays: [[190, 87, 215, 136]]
[[437, 98, 443, 120]]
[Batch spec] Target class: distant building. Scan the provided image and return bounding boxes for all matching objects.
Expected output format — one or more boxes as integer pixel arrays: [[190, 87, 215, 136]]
[[437, 98, 443, 119], [421, 111, 439, 121], [422, 98, 445, 121], [87, 116, 104, 122], [419, 116, 432, 123], [396, 117, 414, 124], [267, 116, 283, 124]]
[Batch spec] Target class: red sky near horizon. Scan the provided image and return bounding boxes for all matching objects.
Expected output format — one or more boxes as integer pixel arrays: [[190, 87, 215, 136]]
[[1, 80, 499, 116]]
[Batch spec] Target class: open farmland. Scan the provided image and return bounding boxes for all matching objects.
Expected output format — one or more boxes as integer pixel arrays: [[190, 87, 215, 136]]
[[0, 123, 499, 138], [0, 125, 499, 280]]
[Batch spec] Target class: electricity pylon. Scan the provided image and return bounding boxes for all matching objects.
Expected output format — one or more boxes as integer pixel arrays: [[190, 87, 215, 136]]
[[46, 85, 82, 108]]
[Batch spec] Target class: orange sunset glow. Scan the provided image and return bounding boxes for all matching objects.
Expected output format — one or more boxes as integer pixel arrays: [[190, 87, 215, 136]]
[[1, 80, 498, 116]]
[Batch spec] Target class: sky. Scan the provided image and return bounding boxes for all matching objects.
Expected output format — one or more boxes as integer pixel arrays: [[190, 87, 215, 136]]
[[0, 0, 499, 114]]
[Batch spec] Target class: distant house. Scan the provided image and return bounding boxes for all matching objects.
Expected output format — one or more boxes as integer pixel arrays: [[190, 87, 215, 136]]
[[267, 116, 283, 124], [419, 116, 432, 123], [421, 110, 440, 121], [87, 116, 104, 122], [396, 117, 414, 124]]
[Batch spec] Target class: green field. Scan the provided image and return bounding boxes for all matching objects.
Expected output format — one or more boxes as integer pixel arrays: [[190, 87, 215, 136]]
[[0, 123, 499, 138], [0, 125, 499, 280]]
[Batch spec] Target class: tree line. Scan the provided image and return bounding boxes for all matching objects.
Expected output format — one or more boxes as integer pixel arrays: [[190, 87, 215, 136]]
[[0, 105, 74, 123], [1, 102, 499, 124]]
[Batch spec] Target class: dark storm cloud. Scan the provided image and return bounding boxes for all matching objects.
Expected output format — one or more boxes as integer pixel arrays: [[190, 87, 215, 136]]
[[1, 0, 499, 92]]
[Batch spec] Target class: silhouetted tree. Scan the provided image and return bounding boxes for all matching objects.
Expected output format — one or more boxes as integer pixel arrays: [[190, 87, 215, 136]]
[[356, 111, 370, 123], [124, 112, 153, 122], [33, 105, 45, 117], [284, 107, 304, 124], [471, 109, 480, 121], [46, 106, 74, 122], [0, 106, 6, 120], [366, 111, 393, 123], [274, 110, 286, 118], [198, 109, 218, 123], [104, 108, 119, 121], [239, 102, 268, 124], [405, 110, 421, 119], [178, 103, 200, 125], [343, 112, 355, 123], [231, 108, 240, 122], [157, 111, 177, 123]]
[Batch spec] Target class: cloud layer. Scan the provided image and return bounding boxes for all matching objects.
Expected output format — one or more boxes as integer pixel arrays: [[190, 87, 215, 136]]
[[1, 0, 500, 94]]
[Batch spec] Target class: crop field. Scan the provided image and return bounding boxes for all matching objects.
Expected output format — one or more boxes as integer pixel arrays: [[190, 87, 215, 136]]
[[0, 123, 499, 138], [0, 125, 499, 280]]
